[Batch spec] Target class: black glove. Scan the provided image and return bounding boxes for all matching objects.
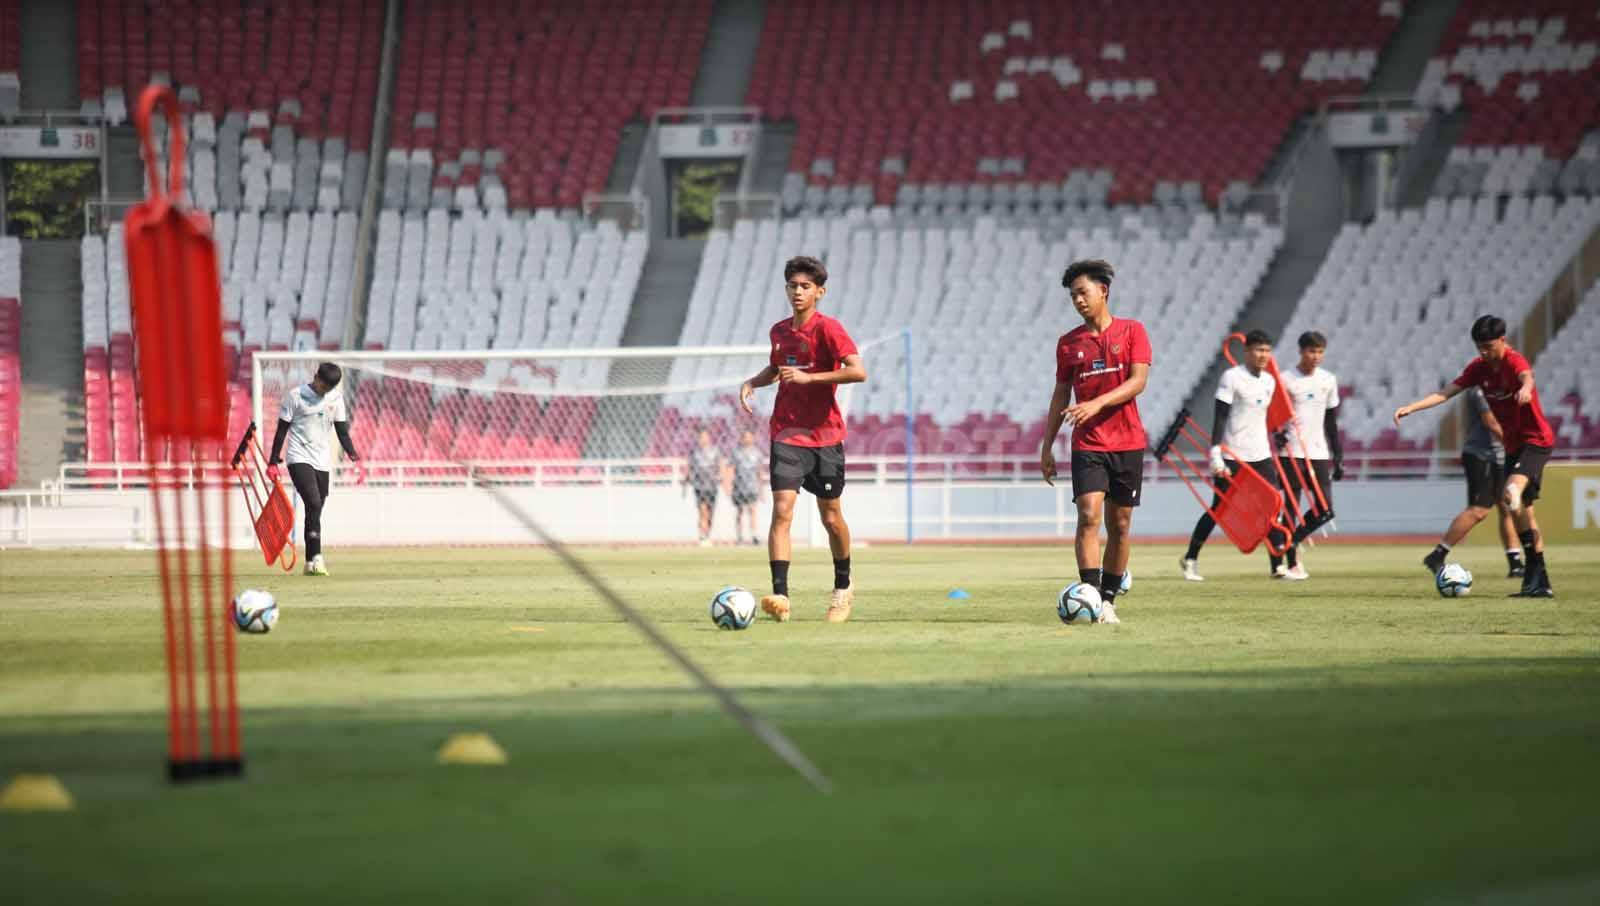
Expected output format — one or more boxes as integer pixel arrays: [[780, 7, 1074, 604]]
[[1331, 461, 1344, 481]]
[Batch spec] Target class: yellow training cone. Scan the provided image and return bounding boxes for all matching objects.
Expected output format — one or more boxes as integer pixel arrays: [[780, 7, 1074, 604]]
[[0, 774, 75, 811], [437, 733, 508, 766]]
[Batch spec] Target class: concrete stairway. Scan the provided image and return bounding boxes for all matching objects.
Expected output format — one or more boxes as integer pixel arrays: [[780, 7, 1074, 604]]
[[690, 0, 767, 107], [18, 0, 75, 111], [16, 241, 84, 485]]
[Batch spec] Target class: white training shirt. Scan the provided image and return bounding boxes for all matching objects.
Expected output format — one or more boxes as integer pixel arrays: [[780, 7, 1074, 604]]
[[1279, 365, 1340, 460], [278, 383, 347, 470], [1214, 364, 1276, 463]]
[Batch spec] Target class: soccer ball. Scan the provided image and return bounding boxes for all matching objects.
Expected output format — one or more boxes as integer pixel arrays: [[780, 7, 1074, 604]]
[[1435, 563, 1473, 598], [1119, 571, 1133, 595], [232, 589, 279, 633], [1057, 583, 1104, 625], [710, 585, 757, 630]]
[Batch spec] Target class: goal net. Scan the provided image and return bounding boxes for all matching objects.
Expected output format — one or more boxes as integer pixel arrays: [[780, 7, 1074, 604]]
[[249, 338, 909, 543]]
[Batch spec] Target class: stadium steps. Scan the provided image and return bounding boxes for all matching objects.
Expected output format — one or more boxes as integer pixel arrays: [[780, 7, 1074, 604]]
[[690, 0, 767, 107], [1364, 0, 1463, 97], [750, 121, 794, 193], [16, 240, 84, 485], [17, 0, 73, 110], [1395, 110, 1469, 209], [1176, 129, 1346, 432], [587, 238, 707, 459], [607, 122, 648, 193], [104, 126, 144, 198]]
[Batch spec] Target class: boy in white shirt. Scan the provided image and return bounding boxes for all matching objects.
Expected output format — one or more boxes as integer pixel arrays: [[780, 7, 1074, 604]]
[[1274, 331, 1343, 579], [1180, 330, 1291, 581], [267, 363, 363, 576]]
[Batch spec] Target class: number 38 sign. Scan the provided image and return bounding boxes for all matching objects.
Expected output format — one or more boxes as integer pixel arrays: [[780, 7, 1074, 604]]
[[0, 125, 102, 159]]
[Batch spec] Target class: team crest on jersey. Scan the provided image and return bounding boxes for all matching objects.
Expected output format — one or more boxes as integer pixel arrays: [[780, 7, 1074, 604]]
[[1112, 343, 1121, 353]]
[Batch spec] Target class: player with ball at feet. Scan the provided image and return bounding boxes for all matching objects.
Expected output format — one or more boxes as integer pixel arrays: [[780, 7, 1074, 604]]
[[739, 256, 867, 623], [1040, 259, 1152, 625]]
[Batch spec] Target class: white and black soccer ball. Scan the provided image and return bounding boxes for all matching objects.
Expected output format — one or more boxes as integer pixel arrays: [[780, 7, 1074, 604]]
[[710, 585, 757, 630], [1435, 563, 1473, 598], [1057, 582, 1104, 625], [232, 589, 279, 634]]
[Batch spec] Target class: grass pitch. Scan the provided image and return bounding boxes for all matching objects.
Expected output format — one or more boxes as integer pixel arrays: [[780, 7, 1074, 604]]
[[3, 541, 1599, 905]]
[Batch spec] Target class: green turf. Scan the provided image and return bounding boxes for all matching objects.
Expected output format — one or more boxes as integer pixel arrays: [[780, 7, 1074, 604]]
[[3, 542, 1598, 905]]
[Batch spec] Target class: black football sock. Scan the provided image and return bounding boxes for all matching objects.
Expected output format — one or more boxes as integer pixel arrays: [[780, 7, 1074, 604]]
[[1079, 567, 1102, 588], [770, 560, 790, 597], [833, 557, 851, 590], [1423, 543, 1449, 574], [1286, 545, 1299, 568], [1185, 515, 1213, 561], [1269, 553, 1283, 572], [1530, 550, 1549, 588], [1100, 573, 1123, 603], [1517, 531, 1538, 591]]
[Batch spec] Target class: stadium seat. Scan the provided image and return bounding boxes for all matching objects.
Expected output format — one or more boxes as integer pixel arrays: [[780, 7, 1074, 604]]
[[752, 0, 1401, 206]]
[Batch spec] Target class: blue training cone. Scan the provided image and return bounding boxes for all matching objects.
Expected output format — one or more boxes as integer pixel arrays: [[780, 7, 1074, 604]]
[[947, 589, 971, 600]]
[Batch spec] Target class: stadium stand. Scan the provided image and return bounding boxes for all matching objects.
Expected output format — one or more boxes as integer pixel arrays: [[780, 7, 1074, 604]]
[[354, 209, 647, 460], [1534, 280, 1600, 450], [1277, 194, 1600, 465], [0, 236, 19, 488], [386, 0, 712, 211], [751, 0, 1405, 211], [77, 0, 384, 462], [661, 209, 1281, 460], [1416, 0, 1600, 197]]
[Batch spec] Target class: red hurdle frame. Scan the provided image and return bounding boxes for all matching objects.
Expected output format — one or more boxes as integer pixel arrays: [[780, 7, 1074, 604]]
[[1153, 409, 1291, 556], [124, 84, 242, 781], [230, 422, 297, 571]]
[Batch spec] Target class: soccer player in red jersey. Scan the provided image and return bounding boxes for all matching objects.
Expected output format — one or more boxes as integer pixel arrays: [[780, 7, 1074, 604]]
[[1395, 315, 1557, 597], [1040, 259, 1152, 623], [739, 256, 867, 623]]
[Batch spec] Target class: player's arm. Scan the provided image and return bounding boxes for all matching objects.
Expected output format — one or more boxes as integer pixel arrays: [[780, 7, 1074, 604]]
[[1208, 400, 1231, 476], [1325, 408, 1344, 479], [1065, 362, 1148, 423], [1479, 406, 1505, 443], [334, 421, 360, 461], [268, 419, 290, 466], [779, 353, 865, 386], [1393, 383, 1464, 424], [1515, 367, 1535, 405], [739, 365, 780, 413], [1039, 380, 1071, 485]]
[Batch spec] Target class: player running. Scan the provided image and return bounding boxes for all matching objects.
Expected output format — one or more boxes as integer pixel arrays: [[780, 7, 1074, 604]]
[[267, 362, 363, 576], [1039, 259, 1151, 624], [1180, 330, 1292, 581], [739, 255, 866, 623], [1273, 331, 1343, 580], [729, 429, 765, 546], [685, 429, 724, 546], [1394, 315, 1555, 597]]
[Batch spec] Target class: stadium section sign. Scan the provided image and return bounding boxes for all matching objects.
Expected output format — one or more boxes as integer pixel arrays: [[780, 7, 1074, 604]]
[[0, 126, 102, 159], [659, 124, 758, 158], [1326, 110, 1427, 148], [1542, 464, 1600, 544]]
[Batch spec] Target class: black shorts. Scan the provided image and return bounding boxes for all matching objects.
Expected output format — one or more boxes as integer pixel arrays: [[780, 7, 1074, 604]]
[[770, 442, 845, 499], [1069, 450, 1145, 507], [732, 489, 758, 507], [1462, 451, 1503, 509], [693, 488, 717, 508], [1277, 457, 1333, 510], [1507, 444, 1551, 505]]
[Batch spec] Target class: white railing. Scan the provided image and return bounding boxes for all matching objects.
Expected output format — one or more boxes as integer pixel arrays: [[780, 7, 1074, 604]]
[[48, 449, 1600, 492]]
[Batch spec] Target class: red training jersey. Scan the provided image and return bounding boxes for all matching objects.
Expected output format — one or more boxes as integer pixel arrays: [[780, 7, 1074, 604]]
[[769, 312, 859, 447], [1054, 317, 1153, 452], [1451, 348, 1554, 451]]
